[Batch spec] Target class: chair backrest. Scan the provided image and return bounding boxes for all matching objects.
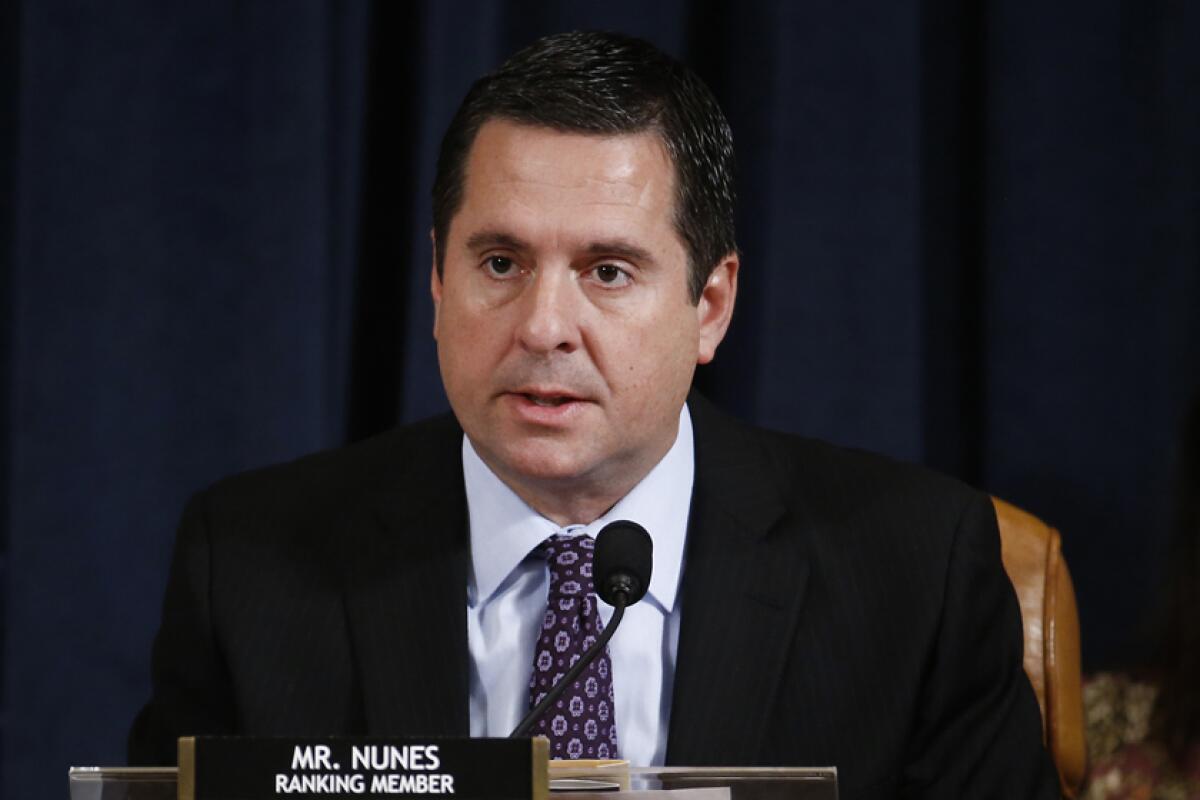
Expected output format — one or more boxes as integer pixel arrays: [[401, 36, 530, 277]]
[[993, 496, 1086, 798]]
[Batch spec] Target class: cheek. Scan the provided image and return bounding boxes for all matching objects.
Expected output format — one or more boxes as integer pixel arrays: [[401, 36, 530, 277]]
[[438, 304, 517, 392], [609, 322, 698, 398], [438, 288, 487, 344], [437, 318, 484, 387]]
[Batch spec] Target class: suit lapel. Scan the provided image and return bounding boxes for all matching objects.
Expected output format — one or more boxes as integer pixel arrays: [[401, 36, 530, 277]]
[[339, 420, 471, 737], [666, 396, 812, 765]]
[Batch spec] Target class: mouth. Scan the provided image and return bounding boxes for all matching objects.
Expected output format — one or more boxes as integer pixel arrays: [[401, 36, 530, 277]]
[[520, 393, 577, 407], [504, 388, 590, 416]]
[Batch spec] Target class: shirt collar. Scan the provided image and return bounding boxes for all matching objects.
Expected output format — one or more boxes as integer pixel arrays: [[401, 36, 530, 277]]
[[464, 405, 694, 615]]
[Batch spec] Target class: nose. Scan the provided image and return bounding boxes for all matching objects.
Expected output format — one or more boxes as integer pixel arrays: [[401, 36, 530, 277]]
[[515, 267, 581, 355]]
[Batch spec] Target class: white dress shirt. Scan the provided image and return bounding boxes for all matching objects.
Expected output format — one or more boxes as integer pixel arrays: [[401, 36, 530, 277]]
[[464, 406, 694, 766]]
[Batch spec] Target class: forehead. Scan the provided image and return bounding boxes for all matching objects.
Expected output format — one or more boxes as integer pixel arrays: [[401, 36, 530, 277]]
[[451, 119, 680, 249]]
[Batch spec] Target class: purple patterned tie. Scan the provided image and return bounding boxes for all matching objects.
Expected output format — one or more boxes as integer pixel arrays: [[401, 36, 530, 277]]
[[527, 533, 619, 760]]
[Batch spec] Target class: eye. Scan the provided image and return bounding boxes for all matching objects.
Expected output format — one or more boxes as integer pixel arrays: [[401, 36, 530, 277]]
[[483, 255, 518, 278], [588, 263, 632, 287]]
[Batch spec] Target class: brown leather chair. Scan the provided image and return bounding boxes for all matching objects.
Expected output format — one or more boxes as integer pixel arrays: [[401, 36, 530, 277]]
[[993, 497, 1086, 798]]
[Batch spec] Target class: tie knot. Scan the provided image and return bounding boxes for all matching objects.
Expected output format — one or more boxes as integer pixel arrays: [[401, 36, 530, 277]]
[[542, 534, 595, 596]]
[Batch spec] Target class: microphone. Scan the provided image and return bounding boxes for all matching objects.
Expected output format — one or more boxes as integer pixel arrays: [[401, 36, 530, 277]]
[[510, 520, 653, 738], [593, 521, 652, 606]]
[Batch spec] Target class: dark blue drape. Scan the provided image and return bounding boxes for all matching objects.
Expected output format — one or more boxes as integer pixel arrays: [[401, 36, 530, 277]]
[[3, 2, 1198, 798]]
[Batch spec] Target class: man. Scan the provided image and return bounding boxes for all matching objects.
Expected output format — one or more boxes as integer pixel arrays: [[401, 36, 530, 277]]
[[129, 31, 1059, 798]]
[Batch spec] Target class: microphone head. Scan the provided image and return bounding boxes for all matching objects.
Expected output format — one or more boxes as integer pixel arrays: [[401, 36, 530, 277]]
[[594, 520, 653, 606]]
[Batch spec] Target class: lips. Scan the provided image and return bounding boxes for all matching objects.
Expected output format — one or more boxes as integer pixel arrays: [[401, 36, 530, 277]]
[[510, 386, 586, 405], [522, 393, 575, 407], [503, 388, 589, 424]]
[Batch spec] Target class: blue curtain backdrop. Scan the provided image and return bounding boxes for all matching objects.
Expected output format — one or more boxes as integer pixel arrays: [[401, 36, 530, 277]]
[[3, 1, 1198, 796]]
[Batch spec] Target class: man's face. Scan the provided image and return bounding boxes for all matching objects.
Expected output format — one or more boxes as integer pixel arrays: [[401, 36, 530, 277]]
[[432, 119, 736, 514]]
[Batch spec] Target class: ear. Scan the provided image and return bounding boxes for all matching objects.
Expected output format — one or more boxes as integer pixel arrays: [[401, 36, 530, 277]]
[[430, 229, 443, 340], [696, 254, 739, 365]]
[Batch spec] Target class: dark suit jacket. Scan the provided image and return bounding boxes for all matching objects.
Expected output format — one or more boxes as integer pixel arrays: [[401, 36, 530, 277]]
[[129, 395, 1059, 799]]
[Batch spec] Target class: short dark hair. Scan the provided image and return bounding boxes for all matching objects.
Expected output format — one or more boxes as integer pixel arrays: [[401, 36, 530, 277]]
[[432, 31, 737, 303]]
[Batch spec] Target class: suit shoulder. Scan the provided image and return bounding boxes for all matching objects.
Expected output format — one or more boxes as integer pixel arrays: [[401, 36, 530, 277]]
[[704, 413, 1005, 616], [756, 426, 980, 510], [695, 401, 987, 540], [191, 413, 462, 529]]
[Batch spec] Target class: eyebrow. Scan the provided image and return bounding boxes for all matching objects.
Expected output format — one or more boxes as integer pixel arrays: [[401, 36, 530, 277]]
[[583, 239, 656, 266], [464, 230, 531, 253], [464, 229, 657, 267]]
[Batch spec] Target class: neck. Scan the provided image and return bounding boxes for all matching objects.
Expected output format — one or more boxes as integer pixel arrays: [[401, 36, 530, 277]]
[[464, 408, 688, 528], [506, 481, 633, 528], [471, 433, 679, 528], [486, 456, 662, 528]]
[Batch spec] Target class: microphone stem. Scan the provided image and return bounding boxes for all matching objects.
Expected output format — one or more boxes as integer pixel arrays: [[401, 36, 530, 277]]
[[510, 594, 627, 738]]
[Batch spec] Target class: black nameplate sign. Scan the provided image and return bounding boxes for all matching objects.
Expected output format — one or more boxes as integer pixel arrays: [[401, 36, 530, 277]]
[[178, 737, 549, 800]]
